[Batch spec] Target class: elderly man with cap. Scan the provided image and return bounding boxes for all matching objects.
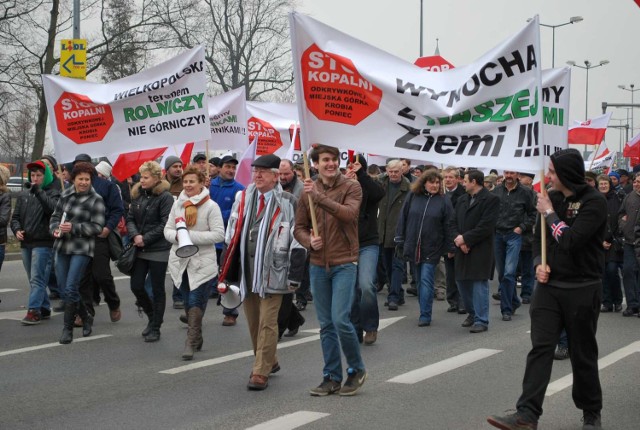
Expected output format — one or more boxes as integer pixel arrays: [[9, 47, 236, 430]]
[[74, 154, 125, 323], [164, 156, 184, 198], [210, 154, 245, 325], [488, 148, 607, 430], [11, 159, 61, 324], [221, 153, 306, 390]]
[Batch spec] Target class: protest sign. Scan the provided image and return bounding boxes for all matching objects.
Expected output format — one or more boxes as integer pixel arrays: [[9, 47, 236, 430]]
[[43, 46, 210, 163], [208, 86, 248, 152], [290, 12, 544, 171]]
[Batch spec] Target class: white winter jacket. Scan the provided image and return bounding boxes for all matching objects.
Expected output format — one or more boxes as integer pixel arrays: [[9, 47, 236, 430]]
[[164, 187, 225, 290]]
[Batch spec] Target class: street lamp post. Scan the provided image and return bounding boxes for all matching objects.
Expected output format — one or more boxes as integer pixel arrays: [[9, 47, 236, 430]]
[[618, 84, 639, 135], [567, 59, 610, 157], [528, 17, 582, 67], [419, 0, 424, 57]]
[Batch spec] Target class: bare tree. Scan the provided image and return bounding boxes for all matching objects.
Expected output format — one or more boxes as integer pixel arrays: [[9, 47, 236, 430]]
[[0, 99, 37, 175], [0, 0, 159, 161], [149, 0, 295, 100]]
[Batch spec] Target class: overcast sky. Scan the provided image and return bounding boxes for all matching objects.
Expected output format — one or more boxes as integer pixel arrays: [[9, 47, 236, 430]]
[[297, 0, 640, 153]]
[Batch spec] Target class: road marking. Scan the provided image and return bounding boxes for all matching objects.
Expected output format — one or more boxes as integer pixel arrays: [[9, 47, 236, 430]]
[[300, 316, 405, 334], [161, 316, 405, 375], [245, 411, 330, 430], [0, 288, 19, 293], [0, 334, 112, 358], [546, 340, 640, 396], [387, 348, 502, 384]]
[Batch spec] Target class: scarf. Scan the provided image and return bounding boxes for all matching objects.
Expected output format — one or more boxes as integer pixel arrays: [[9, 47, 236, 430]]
[[182, 194, 210, 227]]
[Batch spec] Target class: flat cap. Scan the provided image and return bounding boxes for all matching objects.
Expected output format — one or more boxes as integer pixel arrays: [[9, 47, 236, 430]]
[[252, 154, 280, 169]]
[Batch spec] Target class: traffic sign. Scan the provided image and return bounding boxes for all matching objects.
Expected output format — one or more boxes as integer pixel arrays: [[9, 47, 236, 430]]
[[60, 39, 87, 79]]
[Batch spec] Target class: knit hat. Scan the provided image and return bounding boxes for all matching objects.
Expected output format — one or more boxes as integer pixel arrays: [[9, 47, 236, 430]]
[[164, 155, 182, 170], [95, 161, 112, 178], [585, 171, 598, 182], [608, 171, 620, 182], [549, 148, 587, 194], [41, 155, 58, 171], [74, 153, 92, 164]]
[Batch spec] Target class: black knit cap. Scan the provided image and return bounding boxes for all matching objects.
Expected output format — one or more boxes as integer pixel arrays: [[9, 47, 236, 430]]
[[549, 148, 587, 194]]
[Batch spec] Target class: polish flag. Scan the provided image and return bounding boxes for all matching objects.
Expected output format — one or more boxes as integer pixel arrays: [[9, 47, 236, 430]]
[[235, 136, 258, 187], [111, 147, 168, 181], [568, 112, 612, 145], [623, 132, 640, 158], [158, 143, 195, 172], [586, 141, 610, 161]]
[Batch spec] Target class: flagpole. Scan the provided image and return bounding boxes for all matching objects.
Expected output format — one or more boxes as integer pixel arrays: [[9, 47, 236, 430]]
[[540, 169, 547, 268], [302, 153, 319, 237], [588, 140, 603, 171]]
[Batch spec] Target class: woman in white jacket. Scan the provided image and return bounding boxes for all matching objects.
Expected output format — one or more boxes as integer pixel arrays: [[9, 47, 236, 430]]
[[164, 167, 224, 360]]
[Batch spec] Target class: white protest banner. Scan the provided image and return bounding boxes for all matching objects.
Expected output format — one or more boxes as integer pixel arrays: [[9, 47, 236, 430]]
[[246, 101, 300, 157], [208, 87, 248, 152], [585, 150, 616, 172], [541, 67, 570, 155], [43, 46, 209, 163], [290, 13, 544, 171]]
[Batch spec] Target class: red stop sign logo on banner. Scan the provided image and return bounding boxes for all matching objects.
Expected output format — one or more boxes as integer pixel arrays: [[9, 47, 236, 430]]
[[54, 92, 114, 144], [248, 117, 283, 155], [301, 44, 382, 125], [414, 55, 455, 72]]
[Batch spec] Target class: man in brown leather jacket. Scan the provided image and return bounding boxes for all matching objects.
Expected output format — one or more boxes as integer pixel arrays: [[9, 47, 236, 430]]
[[294, 144, 367, 397]]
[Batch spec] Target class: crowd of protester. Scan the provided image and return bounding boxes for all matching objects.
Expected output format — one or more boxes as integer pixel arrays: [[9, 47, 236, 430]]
[[1, 145, 638, 427]]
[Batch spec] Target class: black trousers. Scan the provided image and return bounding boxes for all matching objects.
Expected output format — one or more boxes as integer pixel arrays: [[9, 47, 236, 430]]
[[80, 237, 120, 315], [444, 255, 461, 308], [516, 282, 602, 421], [277, 293, 305, 337], [130, 258, 168, 330]]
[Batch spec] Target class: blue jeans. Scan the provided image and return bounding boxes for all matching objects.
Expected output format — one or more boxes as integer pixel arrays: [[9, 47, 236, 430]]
[[457, 280, 490, 327], [417, 262, 437, 323], [179, 271, 213, 311], [0, 244, 5, 272], [622, 244, 639, 308], [381, 246, 405, 304], [310, 263, 365, 382], [495, 231, 522, 315], [351, 245, 380, 333], [22, 247, 53, 311], [518, 249, 535, 299], [55, 253, 91, 303]]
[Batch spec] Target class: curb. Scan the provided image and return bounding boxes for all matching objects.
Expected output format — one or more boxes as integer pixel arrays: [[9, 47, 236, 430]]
[[5, 253, 22, 262]]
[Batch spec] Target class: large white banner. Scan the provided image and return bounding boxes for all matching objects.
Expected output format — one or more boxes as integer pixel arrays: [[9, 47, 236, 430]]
[[541, 67, 570, 155], [246, 101, 300, 157], [208, 86, 248, 153], [290, 13, 544, 171], [43, 47, 210, 163]]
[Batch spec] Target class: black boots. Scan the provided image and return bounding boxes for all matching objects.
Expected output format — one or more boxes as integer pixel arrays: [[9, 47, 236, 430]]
[[59, 302, 76, 344], [141, 310, 153, 337], [144, 298, 165, 342], [76, 301, 93, 337]]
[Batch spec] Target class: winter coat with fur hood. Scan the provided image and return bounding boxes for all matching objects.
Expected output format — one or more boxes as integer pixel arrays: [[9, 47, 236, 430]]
[[126, 180, 173, 255]]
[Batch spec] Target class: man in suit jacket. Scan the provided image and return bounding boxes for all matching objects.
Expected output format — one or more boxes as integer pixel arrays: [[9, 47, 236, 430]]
[[450, 169, 500, 333]]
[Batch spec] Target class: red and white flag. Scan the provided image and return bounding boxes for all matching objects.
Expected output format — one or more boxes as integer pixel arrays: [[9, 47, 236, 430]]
[[568, 112, 611, 145], [235, 136, 258, 187], [623, 132, 640, 157]]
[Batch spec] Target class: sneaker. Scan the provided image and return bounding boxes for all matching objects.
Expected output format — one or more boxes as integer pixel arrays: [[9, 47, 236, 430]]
[[339, 368, 367, 396], [470, 324, 488, 333], [461, 314, 474, 327], [40, 308, 51, 319], [521, 297, 531, 304], [554, 345, 569, 360], [622, 307, 638, 317], [309, 376, 341, 396], [406, 287, 418, 296], [447, 305, 458, 313], [387, 301, 399, 311], [502, 313, 512, 321], [600, 305, 612, 313], [614, 304, 622, 312], [582, 410, 602, 429], [487, 412, 538, 430], [492, 292, 501, 301], [21, 309, 42, 325], [364, 331, 377, 345]]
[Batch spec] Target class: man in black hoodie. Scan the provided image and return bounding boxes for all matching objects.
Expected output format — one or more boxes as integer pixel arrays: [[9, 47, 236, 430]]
[[346, 155, 384, 345], [488, 149, 607, 430]]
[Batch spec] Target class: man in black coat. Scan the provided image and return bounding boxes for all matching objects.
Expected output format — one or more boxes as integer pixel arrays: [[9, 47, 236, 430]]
[[450, 170, 500, 333], [443, 166, 467, 313], [488, 148, 607, 430]]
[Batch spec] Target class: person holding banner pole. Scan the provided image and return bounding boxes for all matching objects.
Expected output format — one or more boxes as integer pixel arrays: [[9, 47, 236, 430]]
[[294, 144, 367, 397], [488, 148, 607, 430]]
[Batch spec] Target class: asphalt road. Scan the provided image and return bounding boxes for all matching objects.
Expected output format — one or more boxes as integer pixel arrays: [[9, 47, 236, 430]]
[[1, 259, 639, 430]]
